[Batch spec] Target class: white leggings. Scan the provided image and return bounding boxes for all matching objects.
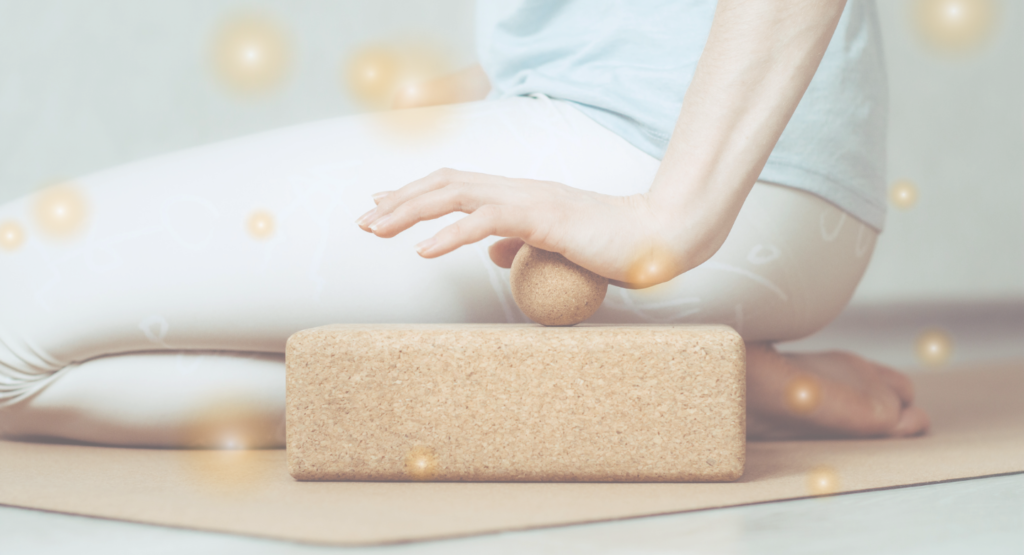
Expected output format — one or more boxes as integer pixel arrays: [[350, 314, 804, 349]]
[[0, 95, 878, 447]]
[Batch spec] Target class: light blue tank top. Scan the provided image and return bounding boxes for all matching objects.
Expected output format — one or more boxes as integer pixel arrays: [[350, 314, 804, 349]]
[[477, 0, 888, 230]]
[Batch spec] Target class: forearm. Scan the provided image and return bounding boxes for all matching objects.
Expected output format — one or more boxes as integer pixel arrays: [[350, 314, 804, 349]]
[[649, 0, 847, 270], [392, 63, 491, 109]]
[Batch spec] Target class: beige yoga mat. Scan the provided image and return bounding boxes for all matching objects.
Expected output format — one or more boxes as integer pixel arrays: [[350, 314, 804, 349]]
[[1, 362, 1021, 546]]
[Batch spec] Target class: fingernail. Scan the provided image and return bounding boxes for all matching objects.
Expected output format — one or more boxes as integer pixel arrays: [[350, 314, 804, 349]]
[[368, 214, 391, 232], [415, 238, 437, 255], [371, 191, 392, 203], [356, 208, 377, 226]]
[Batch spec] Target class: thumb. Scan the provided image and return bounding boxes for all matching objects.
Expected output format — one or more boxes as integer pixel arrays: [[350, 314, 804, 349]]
[[488, 237, 525, 268]]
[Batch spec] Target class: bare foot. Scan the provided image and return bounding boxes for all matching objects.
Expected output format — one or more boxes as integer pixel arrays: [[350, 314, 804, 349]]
[[746, 343, 931, 440]]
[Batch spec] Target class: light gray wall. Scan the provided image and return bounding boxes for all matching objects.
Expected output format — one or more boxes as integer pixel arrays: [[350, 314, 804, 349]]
[[858, 0, 1023, 304], [1, 0, 1021, 305], [0, 0, 477, 196]]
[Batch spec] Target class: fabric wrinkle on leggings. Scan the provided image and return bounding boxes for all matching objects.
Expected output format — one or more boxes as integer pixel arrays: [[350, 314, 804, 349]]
[[0, 95, 877, 447]]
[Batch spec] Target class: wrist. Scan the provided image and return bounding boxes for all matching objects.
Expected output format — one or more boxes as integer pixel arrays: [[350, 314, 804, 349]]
[[634, 178, 745, 286]]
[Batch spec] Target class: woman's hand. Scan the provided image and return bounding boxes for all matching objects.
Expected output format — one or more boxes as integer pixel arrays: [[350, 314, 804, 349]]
[[355, 168, 703, 288], [362, 1, 848, 288], [420, 0, 845, 290]]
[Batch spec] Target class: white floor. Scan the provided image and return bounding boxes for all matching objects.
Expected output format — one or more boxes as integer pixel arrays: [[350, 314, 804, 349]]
[[3, 301, 1023, 554]]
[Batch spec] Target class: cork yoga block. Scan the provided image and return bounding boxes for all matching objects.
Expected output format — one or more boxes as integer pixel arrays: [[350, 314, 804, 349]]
[[286, 324, 746, 482]]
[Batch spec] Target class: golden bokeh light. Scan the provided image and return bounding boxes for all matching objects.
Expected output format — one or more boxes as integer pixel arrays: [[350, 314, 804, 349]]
[[178, 398, 282, 494], [181, 447, 276, 497], [212, 13, 290, 93], [889, 179, 918, 210], [917, 329, 953, 366], [0, 220, 25, 252], [347, 47, 405, 108], [175, 397, 280, 497], [346, 44, 447, 109], [246, 210, 275, 240], [807, 466, 841, 496], [914, 0, 996, 53], [32, 183, 89, 240], [404, 445, 440, 481], [347, 44, 454, 142], [784, 375, 821, 415], [180, 398, 283, 449], [624, 242, 678, 289]]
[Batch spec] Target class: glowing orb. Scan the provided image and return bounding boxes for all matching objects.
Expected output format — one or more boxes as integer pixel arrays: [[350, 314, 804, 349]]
[[784, 375, 821, 415], [176, 396, 282, 494], [182, 447, 276, 497], [807, 466, 841, 496], [347, 47, 404, 108], [246, 210, 275, 240], [404, 445, 440, 480], [180, 396, 282, 450], [345, 43, 447, 109], [914, 0, 995, 52], [212, 14, 289, 93], [889, 180, 918, 210], [917, 329, 953, 366], [0, 220, 25, 251], [33, 183, 89, 240], [624, 243, 677, 288], [346, 44, 454, 142], [393, 83, 425, 107]]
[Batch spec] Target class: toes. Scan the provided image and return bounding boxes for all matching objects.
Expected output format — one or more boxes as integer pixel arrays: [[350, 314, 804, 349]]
[[872, 363, 916, 407], [888, 406, 931, 437], [745, 347, 926, 440], [798, 373, 903, 438], [849, 385, 904, 437]]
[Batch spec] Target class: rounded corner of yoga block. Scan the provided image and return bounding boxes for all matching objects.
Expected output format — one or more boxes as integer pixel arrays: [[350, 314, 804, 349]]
[[285, 327, 320, 353], [286, 448, 305, 481], [285, 324, 746, 483], [720, 325, 745, 351], [715, 455, 746, 482], [509, 244, 609, 326]]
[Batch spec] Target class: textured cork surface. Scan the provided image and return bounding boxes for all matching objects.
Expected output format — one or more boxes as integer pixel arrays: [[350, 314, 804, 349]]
[[286, 324, 745, 482], [509, 245, 609, 326]]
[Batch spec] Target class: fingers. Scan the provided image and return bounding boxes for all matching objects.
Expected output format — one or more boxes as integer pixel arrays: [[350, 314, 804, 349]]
[[383, 168, 462, 209], [488, 238, 525, 268], [367, 182, 509, 239], [359, 168, 504, 227], [357, 169, 454, 230], [416, 205, 527, 258], [357, 169, 524, 239]]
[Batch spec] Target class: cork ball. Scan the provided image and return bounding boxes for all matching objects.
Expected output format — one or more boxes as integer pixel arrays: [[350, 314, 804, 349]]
[[510, 244, 608, 326]]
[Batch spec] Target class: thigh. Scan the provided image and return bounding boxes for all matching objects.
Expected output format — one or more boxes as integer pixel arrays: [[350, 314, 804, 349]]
[[591, 182, 878, 342], [0, 351, 286, 447], [0, 95, 660, 403]]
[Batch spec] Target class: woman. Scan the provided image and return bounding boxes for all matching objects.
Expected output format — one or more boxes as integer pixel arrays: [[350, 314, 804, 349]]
[[0, 0, 929, 447]]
